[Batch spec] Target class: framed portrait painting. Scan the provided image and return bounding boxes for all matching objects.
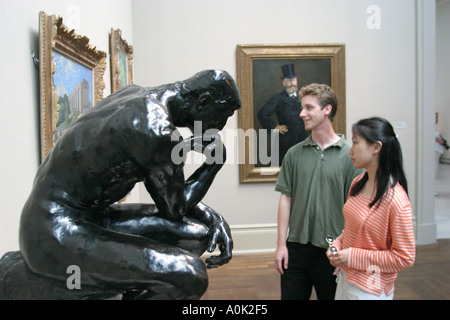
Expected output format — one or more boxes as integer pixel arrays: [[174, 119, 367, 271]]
[[110, 28, 133, 92], [236, 44, 346, 183], [39, 11, 106, 162]]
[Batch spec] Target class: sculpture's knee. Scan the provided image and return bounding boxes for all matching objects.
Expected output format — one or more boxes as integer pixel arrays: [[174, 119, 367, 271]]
[[167, 255, 208, 299], [183, 257, 208, 299]]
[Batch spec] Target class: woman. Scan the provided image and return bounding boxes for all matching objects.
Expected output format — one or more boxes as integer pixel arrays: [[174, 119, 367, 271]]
[[327, 117, 415, 300]]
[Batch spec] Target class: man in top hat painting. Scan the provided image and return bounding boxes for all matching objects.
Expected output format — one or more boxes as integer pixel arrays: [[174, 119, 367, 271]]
[[257, 64, 308, 165]]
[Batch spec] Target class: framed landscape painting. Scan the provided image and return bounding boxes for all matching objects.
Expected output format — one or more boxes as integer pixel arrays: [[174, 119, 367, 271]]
[[39, 11, 106, 162]]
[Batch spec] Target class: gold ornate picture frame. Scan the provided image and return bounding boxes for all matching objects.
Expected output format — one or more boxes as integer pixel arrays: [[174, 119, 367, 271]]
[[39, 11, 106, 162], [236, 44, 346, 183], [110, 28, 133, 92]]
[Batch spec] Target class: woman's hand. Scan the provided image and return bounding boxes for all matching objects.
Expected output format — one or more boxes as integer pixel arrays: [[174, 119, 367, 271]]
[[326, 248, 349, 268]]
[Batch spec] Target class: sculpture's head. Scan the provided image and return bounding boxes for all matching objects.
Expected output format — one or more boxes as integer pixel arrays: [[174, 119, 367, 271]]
[[179, 70, 241, 133]]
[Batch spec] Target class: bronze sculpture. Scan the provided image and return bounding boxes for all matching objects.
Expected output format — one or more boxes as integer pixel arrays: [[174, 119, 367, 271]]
[[0, 69, 240, 299]]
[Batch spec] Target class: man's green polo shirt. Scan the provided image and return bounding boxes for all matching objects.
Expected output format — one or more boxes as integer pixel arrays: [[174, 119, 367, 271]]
[[275, 135, 363, 249]]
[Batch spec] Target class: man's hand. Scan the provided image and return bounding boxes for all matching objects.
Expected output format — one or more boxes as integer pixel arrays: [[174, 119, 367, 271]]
[[276, 125, 288, 135], [274, 245, 288, 274]]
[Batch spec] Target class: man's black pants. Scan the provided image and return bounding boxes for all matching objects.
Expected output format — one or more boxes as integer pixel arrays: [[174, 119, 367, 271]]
[[281, 242, 336, 300]]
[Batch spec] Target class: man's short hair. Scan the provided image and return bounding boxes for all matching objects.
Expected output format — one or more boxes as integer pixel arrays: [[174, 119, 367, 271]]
[[299, 83, 338, 122]]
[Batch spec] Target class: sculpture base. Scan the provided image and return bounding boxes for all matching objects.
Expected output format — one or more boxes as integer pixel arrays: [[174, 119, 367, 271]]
[[0, 251, 122, 300]]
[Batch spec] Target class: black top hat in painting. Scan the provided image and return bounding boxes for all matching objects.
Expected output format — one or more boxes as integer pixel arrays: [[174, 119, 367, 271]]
[[281, 64, 296, 79]]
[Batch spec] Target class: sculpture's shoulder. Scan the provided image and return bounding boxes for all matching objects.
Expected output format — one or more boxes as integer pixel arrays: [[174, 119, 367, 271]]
[[70, 84, 176, 144], [111, 85, 176, 138], [143, 96, 176, 138]]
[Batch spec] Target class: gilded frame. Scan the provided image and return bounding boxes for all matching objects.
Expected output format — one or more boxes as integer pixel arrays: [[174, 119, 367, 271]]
[[39, 11, 106, 162], [110, 28, 133, 92], [236, 44, 346, 183]]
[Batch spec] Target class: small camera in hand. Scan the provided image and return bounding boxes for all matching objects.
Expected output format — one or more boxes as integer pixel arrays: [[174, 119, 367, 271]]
[[443, 139, 450, 150]]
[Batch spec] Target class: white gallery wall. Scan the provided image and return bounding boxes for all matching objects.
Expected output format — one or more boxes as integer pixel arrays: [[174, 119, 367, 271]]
[[0, 0, 133, 255], [0, 0, 438, 256]]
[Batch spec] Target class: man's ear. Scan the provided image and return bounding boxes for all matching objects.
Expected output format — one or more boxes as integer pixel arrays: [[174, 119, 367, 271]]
[[196, 93, 213, 112], [323, 104, 332, 116]]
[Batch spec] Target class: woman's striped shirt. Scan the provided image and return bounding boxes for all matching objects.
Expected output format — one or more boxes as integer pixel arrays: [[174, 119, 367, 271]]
[[334, 174, 416, 296]]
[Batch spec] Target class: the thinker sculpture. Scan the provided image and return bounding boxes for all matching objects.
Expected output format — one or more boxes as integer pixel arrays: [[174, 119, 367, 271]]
[[0, 69, 240, 300]]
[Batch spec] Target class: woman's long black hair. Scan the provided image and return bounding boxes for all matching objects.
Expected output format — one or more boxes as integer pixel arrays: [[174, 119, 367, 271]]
[[350, 117, 408, 207]]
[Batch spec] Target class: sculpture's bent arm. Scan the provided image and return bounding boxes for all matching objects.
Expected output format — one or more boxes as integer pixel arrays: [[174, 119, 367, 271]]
[[184, 134, 226, 212]]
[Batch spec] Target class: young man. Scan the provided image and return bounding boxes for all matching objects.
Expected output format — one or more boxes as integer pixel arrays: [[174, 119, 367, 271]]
[[274, 83, 362, 300]]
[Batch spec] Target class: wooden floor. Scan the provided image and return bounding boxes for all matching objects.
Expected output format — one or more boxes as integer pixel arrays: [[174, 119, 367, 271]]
[[201, 239, 450, 300]]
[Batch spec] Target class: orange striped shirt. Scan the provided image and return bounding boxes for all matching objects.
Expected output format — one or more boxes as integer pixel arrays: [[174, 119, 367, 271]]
[[334, 174, 416, 296]]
